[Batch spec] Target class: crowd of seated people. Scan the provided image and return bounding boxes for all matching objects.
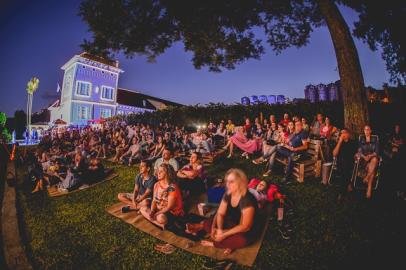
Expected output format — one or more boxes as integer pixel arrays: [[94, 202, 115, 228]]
[[27, 111, 404, 257], [32, 112, 403, 199], [28, 143, 108, 193]]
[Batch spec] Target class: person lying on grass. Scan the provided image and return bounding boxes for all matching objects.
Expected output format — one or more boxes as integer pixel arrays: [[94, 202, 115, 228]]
[[185, 168, 259, 255], [118, 160, 156, 213], [248, 180, 268, 209], [140, 163, 184, 230]]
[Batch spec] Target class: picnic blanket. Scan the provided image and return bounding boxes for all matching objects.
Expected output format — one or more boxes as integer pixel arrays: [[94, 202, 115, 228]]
[[47, 172, 118, 197], [106, 201, 269, 267]]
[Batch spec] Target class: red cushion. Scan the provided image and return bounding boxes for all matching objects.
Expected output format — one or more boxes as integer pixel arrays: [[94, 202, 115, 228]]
[[249, 178, 280, 202]]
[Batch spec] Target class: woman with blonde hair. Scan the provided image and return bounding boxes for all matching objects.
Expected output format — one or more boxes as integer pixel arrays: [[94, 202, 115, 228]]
[[185, 168, 259, 255]]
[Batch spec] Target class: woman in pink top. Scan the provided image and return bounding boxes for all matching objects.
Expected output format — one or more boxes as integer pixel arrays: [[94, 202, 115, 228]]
[[223, 126, 261, 158], [320, 117, 338, 140]]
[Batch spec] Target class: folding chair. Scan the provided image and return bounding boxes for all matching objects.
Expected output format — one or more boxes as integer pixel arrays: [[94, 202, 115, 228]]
[[327, 157, 339, 186], [351, 156, 382, 190], [327, 157, 354, 187], [351, 134, 382, 190]]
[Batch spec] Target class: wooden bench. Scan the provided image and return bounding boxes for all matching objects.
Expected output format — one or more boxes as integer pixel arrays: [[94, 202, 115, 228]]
[[275, 139, 323, 183]]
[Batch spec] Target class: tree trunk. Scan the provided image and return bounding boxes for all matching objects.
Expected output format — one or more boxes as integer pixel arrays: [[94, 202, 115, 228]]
[[317, 0, 369, 135], [26, 94, 29, 134], [28, 94, 32, 136]]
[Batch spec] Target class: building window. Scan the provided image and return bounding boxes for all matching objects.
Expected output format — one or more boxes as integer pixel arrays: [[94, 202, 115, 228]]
[[78, 105, 90, 120], [76, 81, 91, 97], [101, 86, 114, 100], [100, 108, 112, 119]]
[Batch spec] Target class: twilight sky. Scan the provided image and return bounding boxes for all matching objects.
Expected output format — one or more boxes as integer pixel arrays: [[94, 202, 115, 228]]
[[0, 0, 390, 116]]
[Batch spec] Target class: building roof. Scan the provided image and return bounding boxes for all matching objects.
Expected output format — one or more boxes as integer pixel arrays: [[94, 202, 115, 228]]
[[48, 99, 60, 109], [117, 89, 156, 110], [61, 53, 123, 73], [79, 52, 119, 68], [117, 88, 183, 110]]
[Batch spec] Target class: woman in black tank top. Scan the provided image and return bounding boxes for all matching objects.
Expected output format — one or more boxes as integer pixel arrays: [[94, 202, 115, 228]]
[[185, 169, 259, 255]]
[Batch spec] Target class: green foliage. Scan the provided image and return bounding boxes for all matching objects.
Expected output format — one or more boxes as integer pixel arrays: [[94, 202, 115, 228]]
[[79, 0, 405, 80], [0, 112, 6, 126], [341, 0, 406, 84], [1, 128, 12, 142], [122, 102, 344, 128], [26, 77, 40, 95], [79, 0, 323, 72]]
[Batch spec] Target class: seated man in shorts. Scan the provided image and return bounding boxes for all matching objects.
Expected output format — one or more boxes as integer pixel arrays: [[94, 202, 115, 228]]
[[118, 160, 156, 212]]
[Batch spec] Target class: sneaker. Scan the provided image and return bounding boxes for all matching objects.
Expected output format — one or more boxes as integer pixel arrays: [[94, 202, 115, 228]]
[[203, 259, 233, 269], [252, 159, 260, 165], [283, 223, 293, 232], [121, 206, 131, 213], [253, 158, 266, 165], [278, 227, 291, 240], [154, 243, 175, 254], [281, 177, 293, 184], [58, 188, 69, 193], [263, 170, 272, 177]]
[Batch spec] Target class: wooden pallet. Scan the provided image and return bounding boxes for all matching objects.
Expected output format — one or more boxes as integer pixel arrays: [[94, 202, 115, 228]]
[[275, 139, 322, 183]]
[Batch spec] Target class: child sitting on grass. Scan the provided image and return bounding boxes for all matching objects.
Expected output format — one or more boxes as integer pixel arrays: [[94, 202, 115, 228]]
[[248, 180, 268, 208]]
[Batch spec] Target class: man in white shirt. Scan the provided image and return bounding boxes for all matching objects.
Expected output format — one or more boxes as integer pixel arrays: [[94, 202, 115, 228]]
[[154, 148, 179, 174]]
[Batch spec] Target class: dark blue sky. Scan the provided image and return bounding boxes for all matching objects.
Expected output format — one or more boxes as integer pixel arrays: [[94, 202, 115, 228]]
[[0, 0, 389, 116]]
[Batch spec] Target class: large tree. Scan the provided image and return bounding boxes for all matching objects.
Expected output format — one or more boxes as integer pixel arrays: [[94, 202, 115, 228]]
[[342, 0, 406, 85], [79, 0, 403, 133]]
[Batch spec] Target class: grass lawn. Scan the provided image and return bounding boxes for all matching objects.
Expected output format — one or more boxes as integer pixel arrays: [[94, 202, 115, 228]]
[[15, 156, 405, 270]]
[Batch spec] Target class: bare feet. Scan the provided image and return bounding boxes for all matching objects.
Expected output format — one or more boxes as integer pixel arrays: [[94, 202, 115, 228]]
[[263, 170, 272, 177], [201, 240, 214, 247], [201, 241, 233, 255], [185, 223, 203, 235], [252, 157, 263, 165]]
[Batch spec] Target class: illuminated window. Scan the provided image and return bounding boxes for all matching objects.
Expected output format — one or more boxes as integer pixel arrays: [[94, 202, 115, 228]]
[[100, 108, 112, 118], [76, 81, 91, 97], [78, 106, 90, 120], [101, 86, 114, 100]]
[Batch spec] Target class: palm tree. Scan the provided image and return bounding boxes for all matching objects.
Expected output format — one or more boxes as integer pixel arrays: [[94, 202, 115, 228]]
[[26, 77, 39, 137]]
